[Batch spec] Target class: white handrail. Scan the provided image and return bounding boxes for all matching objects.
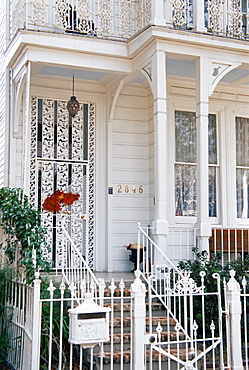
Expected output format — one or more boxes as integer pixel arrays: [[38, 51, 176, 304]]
[[137, 223, 192, 340], [137, 222, 183, 276], [60, 224, 100, 300]]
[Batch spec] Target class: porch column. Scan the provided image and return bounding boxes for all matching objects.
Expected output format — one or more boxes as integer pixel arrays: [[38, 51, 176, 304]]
[[196, 57, 211, 252], [151, 0, 165, 26], [193, 0, 206, 32], [151, 50, 168, 243]]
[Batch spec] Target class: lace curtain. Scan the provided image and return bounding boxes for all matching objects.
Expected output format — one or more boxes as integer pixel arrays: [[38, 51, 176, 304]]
[[236, 117, 249, 218], [175, 111, 217, 217]]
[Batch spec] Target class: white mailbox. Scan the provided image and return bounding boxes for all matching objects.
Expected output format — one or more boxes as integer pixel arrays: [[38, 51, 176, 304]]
[[68, 293, 111, 347]]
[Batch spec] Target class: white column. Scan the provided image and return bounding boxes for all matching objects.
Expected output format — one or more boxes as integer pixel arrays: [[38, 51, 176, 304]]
[[151, 50, 168, 238], [196, 57, 211, 252], [193, 0, 206, 32], [226, 270, 243, 370], [151, 0, 165, 26]]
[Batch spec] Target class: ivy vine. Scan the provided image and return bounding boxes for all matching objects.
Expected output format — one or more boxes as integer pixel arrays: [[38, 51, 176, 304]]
[[0, 187, 51, 283]]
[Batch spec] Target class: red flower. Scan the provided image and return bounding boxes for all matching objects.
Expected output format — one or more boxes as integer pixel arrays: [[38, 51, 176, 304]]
[[62, 192, 80, 205], [42, 190, 80, 213]]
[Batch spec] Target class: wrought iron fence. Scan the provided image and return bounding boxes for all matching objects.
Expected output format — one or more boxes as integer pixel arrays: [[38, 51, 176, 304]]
[[2, 268, 249, 369]]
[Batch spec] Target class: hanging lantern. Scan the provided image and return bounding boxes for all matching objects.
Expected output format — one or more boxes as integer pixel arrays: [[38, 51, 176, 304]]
[[67, 74, 80, 118]]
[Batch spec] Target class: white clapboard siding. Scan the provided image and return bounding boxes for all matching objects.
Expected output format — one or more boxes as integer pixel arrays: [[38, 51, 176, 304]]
[[112, 86, 150, 271], [0, 0, 6, 187]]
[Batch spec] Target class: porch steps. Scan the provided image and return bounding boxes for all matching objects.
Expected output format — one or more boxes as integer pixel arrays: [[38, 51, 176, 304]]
[[90, 281, 188, 370], [94, 347, 190, 363]]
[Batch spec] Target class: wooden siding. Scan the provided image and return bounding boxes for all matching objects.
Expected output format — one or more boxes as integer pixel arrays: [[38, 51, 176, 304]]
[[112, 86, 150, 271]]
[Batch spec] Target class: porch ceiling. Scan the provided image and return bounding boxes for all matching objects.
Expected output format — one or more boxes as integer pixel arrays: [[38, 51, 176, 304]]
[[33, 59, 249, 88]]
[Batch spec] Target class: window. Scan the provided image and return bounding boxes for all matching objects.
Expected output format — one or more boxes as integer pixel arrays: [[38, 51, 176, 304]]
[[236, 117, 249, 218], [175, 111, 217, 217]]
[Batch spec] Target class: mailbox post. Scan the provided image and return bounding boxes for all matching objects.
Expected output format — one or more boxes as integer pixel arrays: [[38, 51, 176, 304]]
[[68, 292, 111, 348]]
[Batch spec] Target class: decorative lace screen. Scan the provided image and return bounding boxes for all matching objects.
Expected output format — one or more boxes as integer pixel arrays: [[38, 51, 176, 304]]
[[30, 97, 95, 269]]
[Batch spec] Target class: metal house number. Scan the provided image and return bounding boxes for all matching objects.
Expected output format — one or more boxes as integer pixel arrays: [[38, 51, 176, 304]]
[[117, 185, 144, 194]]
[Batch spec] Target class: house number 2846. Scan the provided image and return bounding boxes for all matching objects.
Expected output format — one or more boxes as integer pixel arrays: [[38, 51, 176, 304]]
[[117, 185, 143, 194]]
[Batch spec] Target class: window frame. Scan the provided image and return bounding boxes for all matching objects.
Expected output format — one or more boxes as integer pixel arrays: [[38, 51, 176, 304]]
[[169, 103, 220, 225], [235, 115, 249, 221]]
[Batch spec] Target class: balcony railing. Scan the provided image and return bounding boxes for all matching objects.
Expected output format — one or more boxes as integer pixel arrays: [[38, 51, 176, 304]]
[[10, 0, 249, 42]]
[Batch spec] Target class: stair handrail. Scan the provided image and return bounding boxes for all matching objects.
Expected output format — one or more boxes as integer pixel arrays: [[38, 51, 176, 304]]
[[137, 222, 184, 277], [60, 224, 101, 299], [137, 223, 192, 340]]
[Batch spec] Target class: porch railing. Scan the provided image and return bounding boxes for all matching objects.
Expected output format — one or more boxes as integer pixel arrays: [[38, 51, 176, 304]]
[[10, 0, 249, 41], [136, 224, 197, 274], [210, 226, 249, 265]]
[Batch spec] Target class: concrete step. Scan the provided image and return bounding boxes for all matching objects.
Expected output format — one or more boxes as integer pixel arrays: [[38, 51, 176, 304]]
[[92, 347, 192, 365], [111, 330, 185, 344], [104, 301, 166, 311], [111, 315, 176, 328]]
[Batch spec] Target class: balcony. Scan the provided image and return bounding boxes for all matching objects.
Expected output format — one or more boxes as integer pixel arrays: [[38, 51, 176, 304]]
[[10, 0, 249, 42]]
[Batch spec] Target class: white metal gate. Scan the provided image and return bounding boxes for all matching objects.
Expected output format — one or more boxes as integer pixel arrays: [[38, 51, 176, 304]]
[[29, 97, 95, 268], [136, 224, 229, 370], [145, 272, 226, 370]]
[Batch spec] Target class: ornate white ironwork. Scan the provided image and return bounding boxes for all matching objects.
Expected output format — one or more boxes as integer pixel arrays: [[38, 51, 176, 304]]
[[54, 0, 72, 29], [88, 103, 95, 267], [12, 0, 26, 37], [172, 0, 188, 27], [76, 0, 93, 34], [30, 0, 48, 26], [29, 97, 95, 269], [72, 105, 84, 161], [57, 100, 69, 159], [136, 0, 144, 30], [71, 164, 85, 256], [30, 97, 38, 206], [10, 0, 248, 40], [227, 0, 243, 37], [145, 0, 152, 24], [40, 161, 54, 261], [42, 99, 54, 159], [207, 0, 222, 33], [120, 0, 134, 38], [135, 0, 151, 30], [97, 0, 112, 36], [171, 271, 204, 295]]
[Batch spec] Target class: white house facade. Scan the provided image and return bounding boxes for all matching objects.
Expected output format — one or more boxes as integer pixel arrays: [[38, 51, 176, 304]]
[[1, 0, 249, 273]]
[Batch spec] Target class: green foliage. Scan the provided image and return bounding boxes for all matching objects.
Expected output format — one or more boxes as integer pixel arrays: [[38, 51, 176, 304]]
[[0, 263, 13, 364], [177, 247, 249, 336], [178, 247, 249, 290], [0, 187, 51, 283], [39, 283, 74, 369]]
